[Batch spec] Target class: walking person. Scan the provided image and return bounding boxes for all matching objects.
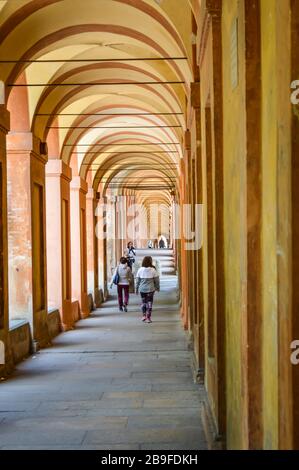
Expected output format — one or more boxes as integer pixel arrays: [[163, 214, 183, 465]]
[[110, 257, 133, 312], [136, 256, 160, 323], [124, 241, 136, 269], [159, 237, 165, 249]]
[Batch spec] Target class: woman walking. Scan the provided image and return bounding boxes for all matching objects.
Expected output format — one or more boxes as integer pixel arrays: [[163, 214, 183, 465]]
[[110, 257, 133, 312], [124, 241, 136, 269], [136, 256, 160, 323]]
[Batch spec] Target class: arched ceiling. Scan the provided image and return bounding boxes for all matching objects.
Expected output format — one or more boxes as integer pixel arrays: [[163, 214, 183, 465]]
[[0, 0, 194, 205]]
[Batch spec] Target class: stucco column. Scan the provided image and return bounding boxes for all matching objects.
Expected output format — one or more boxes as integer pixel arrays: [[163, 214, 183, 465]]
[[116, 195, 126, 260], [70, 176, 89, 318], [114, 196, 121, 263], [46, 160, 73, 331], [191, 87, 205, 380], [188, 149, 196, 333], [86, 187, 99, 308], [127, 194, 137, 246], [119, 195, 127, 256], [96, 196, 108, 300], [180, 130, 191, 330], [0, 105, 13, 375], [7, 131, 49, 348], [106, 195, 117, 280]]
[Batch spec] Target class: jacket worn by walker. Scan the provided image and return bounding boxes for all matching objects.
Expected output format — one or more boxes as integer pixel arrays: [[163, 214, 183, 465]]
[[111, 264, 132, 286], [136, 267, 160, 293]]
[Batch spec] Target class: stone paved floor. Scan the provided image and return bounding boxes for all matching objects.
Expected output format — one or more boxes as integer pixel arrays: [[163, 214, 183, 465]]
[[0, 276, 208, 450]]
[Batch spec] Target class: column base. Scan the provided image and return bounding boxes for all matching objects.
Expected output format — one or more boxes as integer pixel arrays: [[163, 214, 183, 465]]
[[87, 294, 94, 313], [94, 287, 104, 307], [104, 284, 109, 301], [61, 323, 75, 332], [190, 350, 205, 385], [61, 300, 75, 331], [0, 333, 14, 378], [80, 293, 90, 319], [34, 310, 51, 349], [71, 301, 80, 323], [201, 398, 225, 450]]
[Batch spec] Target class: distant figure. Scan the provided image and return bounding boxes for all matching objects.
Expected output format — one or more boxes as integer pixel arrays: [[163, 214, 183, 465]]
[[136, 256, 160, 324], [110, 257, 133, 312], [147, 240, 153, 249], [159, 238, 165, 249], [154, 239, 158, 249], [124, 241, 136, 269]]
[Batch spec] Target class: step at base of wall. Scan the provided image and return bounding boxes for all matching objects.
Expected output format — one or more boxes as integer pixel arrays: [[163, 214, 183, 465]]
[[201, 399, 225, 450]]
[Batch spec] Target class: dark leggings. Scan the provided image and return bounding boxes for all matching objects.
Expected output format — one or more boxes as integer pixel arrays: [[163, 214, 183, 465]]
[[140, 291, 155, 318]]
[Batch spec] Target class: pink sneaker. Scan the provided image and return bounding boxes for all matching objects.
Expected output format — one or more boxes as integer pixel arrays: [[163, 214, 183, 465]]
[[142, 314, 146, 322]]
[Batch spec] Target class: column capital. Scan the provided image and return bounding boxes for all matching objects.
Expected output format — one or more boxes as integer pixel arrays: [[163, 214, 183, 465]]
[[70, 176, 88, 194], [46, 159, 72, 182], [7, 131, 48, 164]]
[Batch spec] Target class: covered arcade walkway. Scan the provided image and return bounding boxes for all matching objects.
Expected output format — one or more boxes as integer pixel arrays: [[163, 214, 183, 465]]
[[0, 272, 207, 450], [0, 0, 299, 451]]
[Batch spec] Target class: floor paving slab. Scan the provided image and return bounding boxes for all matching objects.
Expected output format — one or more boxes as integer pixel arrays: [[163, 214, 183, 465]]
[[0, 275, 207, 450]]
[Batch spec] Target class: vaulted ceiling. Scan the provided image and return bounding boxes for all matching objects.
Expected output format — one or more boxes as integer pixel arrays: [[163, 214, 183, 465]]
[[0, 0, 195, 204]]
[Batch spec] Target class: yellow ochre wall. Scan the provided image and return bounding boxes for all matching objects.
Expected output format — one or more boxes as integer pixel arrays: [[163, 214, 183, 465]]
[[219, 0, 293, 449], [260, 0, 292, 450], [222, 0, 248, 450]]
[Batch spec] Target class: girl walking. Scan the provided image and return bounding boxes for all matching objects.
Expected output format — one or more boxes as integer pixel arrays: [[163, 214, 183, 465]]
[[110, 257, 133, 312], [136, 256, 160, 323]]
